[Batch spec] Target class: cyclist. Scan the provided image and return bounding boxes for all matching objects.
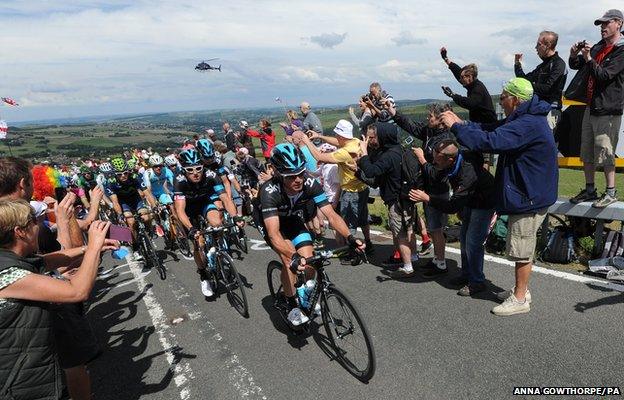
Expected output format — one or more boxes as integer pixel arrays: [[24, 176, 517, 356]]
[[106, 157, 151, 257], [143, 153, 176, 239], [256, 143, 365, 326], [173, 148, 244, 297], [165, 154, 182, 176]]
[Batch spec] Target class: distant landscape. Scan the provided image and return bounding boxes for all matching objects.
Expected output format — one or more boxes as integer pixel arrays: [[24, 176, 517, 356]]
[[0, 99, 468, 160]]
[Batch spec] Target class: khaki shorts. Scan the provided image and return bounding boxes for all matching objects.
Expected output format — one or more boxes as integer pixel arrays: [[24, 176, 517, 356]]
[[505, 208, 547, 263], [388, 201, 415, 238], [580, 107, 622, 167]]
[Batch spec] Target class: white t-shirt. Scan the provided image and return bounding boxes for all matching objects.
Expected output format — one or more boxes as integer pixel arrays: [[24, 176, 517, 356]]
[[319, 163, 339, 203]]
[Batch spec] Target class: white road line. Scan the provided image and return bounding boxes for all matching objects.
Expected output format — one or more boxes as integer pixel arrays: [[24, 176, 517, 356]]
[[350, 228, 624, 292], [127, 259, 195, 400], [165, 271, 268, 399]]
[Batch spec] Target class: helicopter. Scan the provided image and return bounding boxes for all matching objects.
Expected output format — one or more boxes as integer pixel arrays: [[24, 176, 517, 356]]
[[195, 58, 221, 71]]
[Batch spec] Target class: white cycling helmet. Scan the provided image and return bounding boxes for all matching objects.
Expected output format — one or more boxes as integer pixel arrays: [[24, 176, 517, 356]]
[[164, 154, 178, 167], [99, 162, 113, 173], [148, 153, 164, 167]]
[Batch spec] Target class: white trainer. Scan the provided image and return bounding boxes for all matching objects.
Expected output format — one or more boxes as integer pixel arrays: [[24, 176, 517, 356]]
[[492, 293, 530, 316], [287, 307, 309, 326], [200, 280, 214, 297], [496, 287, 532, 303]]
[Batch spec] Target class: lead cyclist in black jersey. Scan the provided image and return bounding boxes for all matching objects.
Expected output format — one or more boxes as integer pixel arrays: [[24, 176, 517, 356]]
[[256, 143, 365, 326]]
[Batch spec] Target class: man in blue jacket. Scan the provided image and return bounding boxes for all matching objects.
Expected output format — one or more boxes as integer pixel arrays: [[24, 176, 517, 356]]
[[440, 78, 558, 316]]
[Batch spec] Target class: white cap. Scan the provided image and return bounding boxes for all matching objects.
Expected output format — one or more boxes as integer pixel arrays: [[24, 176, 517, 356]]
[[206, 128, 215, 134], [333, 119, 353, 139]]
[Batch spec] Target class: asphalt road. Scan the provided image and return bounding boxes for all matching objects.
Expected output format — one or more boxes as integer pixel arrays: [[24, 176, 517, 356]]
[[86, 228, 624, 400]]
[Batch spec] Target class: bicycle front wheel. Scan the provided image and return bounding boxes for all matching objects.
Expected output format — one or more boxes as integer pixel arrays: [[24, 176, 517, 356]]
[[321, 286, 375, 382], [173, 220, 193, 258], [143, 234, 166, 280], [219, 255, 249, 318]]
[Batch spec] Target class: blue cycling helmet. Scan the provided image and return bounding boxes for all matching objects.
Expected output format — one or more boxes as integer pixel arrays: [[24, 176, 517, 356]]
[[269, 143, 306, 176], [179, 148, 202, 166], [196, 138, 215, 159]]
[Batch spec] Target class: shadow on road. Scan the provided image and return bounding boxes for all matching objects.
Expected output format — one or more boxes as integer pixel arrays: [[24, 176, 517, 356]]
[[574, 283, 624, 312], [88, 272, 196, 400]]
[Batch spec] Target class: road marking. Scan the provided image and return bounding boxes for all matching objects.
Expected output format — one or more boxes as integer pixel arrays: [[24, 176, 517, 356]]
[[127, 259, 195, 400], [249, 239, 271, 251], [164, 268, 268, 399]]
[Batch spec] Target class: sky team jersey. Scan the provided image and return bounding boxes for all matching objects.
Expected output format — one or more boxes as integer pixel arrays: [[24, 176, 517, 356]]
[[173, 170, 225, 205], [104, 176, 146, 205], [259, 174, 329, 221], [143, 167, 174, 195]]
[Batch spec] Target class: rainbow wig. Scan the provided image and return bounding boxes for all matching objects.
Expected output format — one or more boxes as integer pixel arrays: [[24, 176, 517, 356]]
[[32, 165, 62, 200]]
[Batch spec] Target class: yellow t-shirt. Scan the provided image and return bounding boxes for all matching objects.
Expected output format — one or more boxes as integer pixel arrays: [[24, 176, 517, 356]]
[[331, 139, 367, 192]]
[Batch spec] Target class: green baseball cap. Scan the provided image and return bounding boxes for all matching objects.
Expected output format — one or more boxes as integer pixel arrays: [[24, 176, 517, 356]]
[[503, 78, 533, 101]]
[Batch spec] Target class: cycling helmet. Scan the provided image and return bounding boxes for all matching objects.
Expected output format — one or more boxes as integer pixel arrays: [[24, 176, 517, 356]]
[[196, 138, 215, 159], [111, 157, 127, 172], [79, 165, 92, 174], [99, 162, 113, 173], [148, 153, 164, 167], [179, 148, 202, 167], [269, 143, 306, 176], [127, 158, 137, 170], [164, 154, 178, 167]]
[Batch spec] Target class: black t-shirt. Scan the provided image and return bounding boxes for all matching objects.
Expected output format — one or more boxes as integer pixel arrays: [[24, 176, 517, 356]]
[[173, 170, 225, 205], [259, 175, 329, 222], [104, 176, 146, 205]]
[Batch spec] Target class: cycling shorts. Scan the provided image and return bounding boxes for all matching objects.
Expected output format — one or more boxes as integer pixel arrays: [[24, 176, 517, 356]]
[[257, 215, 313, 250]]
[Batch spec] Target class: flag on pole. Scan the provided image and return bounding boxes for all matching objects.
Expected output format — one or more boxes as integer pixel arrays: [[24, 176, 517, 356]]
[[0, 120, 8, 139], [1, 97, 19, 106]]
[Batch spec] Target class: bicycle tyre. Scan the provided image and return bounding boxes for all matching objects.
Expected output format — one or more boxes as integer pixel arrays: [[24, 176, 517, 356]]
[[219, 254, 249, 318], [173, 220, 193, 258], [235, 227, 249, 254], [143, 234, 166, 280], [321, 286, 375, 382], [267, 261, 284, 300]]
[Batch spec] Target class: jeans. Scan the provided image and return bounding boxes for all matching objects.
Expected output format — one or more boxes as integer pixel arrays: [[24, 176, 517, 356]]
[[459, 207, 495, 284]]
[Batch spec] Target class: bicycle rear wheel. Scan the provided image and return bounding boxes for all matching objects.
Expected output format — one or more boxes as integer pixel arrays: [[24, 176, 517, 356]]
[[219, 254, 249, 318], [321, 286, 375, 382]]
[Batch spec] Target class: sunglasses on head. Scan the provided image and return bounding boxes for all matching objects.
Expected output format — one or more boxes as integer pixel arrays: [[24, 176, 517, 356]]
[[184, 165, 204, 174]]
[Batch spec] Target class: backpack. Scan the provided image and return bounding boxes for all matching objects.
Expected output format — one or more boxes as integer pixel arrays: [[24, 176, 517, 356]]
[[539, 216, 577, 264], [485, 215, 508, 254], [398, 147, 423, 203], [600, 230, 624, 259]]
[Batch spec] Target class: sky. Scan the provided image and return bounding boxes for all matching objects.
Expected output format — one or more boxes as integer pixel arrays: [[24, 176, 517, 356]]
[[0, 0, 619, 122]]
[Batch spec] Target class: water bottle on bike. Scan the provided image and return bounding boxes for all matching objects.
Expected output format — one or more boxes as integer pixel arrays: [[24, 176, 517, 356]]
[[207, 246, 217, 271]]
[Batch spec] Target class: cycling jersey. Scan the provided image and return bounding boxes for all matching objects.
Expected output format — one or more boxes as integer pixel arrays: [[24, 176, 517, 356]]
[[255, 174, 328, 249], [204, 156, 227, 178], [258, 174, 329, 221], [105, 176, 147, 211], [143, 168, 174, 196], [173, 170, 225, 218]]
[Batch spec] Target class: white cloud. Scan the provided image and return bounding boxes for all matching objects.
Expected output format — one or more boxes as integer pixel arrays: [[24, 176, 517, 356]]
[[0, 0, 619, 122]]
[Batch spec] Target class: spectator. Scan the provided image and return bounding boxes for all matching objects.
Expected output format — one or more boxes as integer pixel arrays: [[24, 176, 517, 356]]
[[222, 122, 238, 152], [387, 103, 454, 274], [238, 121, 256, 157], [364, 82, 396, 124], [568, 9, 624, 208], [318, 144, 340, 209], [300, 102, 324, 134], [0, 200, 115, 400], [440, 77, 558, 316], [349, 96, 374, 137], [245, 119, 276, 161], [235, 148, 263, 189], [293, 121, 373, 258], [357, 123, 416, 275], [205, 128, 216, 143], [440, 49, 497, 124], [279, 110, 304, 136], [409, 140, 496, 296], [514, 30, 567, 128]]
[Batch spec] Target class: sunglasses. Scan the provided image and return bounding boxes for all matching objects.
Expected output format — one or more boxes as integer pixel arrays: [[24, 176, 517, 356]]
[[115, 171, 129, 176], [284, 171, 305, 180], [184, 165, 204, 174]]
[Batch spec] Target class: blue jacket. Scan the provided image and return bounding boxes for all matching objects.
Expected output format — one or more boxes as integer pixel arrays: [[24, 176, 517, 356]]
[[451, 95, 558, 215]]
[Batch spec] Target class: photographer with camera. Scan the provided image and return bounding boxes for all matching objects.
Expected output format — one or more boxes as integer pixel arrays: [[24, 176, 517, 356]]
[[568, 9, 624, 208], [362, 82, 396, 124]]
